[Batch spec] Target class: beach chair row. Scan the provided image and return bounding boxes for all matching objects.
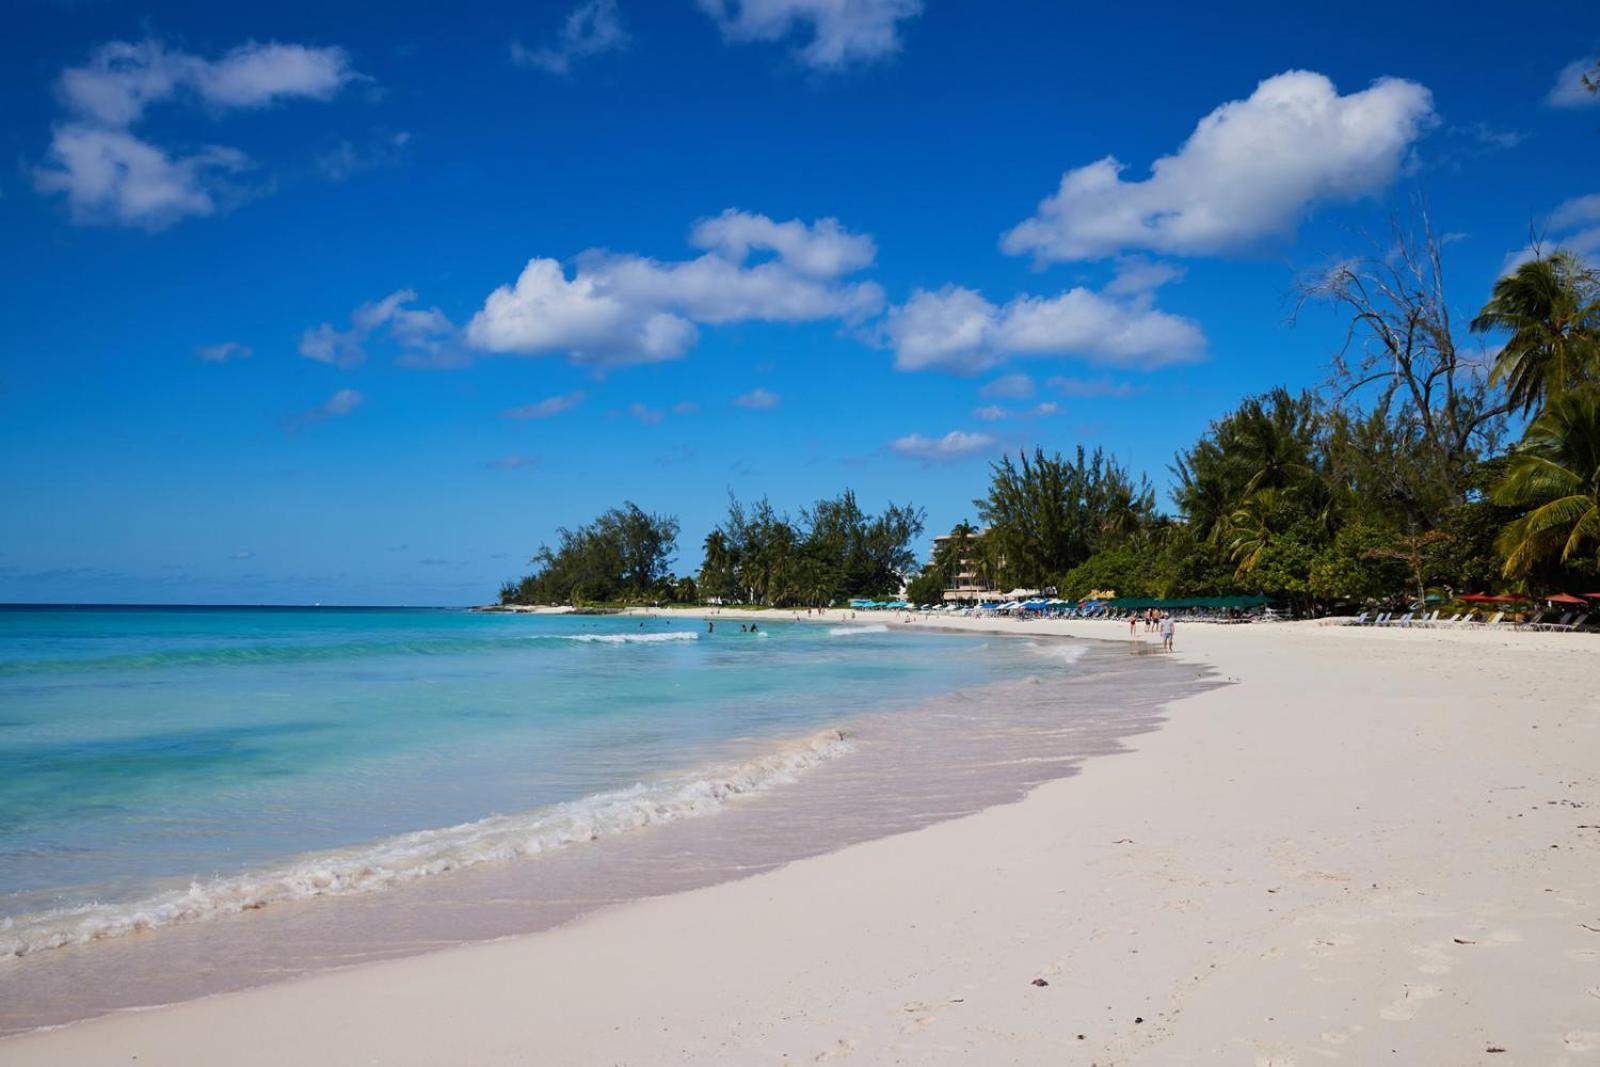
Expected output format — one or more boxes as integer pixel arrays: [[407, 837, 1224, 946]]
[[1347, 609, 1591, 632]]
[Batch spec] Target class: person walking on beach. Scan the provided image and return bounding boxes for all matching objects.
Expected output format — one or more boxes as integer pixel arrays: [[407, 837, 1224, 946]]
[[1160, 613, 1175, 652]]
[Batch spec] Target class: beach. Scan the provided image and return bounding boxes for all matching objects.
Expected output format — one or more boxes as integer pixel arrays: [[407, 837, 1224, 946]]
[[5, 613, 1597, 1064]]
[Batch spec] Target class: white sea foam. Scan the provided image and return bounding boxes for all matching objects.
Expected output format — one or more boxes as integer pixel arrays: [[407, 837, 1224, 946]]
[[0, 729, 852, 960], [556, 631, 699, 645], [1026, 641, 1088, 664], [827, 624, 889, 636]]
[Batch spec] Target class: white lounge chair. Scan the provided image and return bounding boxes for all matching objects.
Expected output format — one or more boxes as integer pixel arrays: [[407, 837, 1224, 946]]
[[1541, 612, 1589, 632]]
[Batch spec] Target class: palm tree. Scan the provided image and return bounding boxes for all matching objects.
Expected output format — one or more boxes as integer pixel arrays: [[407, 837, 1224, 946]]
[[1226, 489, 1281, 574], [1471, 251, 1600, 416], [1493, 388, 1600, 576]]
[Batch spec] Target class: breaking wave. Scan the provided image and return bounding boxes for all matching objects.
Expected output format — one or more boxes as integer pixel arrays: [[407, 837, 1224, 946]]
[[827, 624, 889, 636], [555, 632, 699, 645], [0, 729, 852, 959]]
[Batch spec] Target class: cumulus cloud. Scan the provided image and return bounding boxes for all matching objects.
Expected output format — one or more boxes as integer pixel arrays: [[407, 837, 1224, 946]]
[[466, 210, 882, 367], [195, 341, 252, 363], [34, 126, 250, 230], [698, 0, 922, 69], [503, 391, 586, 419], [512, 0, 628, 74], [887, 282, 1204, 374], [1002, 71, 1436, 262], [300, 289, 457, 369], [978, 372, 1035, 399], [36, 39, 358, 230], [734, 386, 781, 408], [1545, 58, 1600, 108], [889, 430, 995, 463]]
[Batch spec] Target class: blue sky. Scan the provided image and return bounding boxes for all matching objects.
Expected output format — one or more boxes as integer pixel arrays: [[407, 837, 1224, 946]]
[[3, 0, 1598, 605]]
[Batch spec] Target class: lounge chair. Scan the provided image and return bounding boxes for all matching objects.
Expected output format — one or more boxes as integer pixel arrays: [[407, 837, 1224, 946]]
[[1541, 612, 1589, 632], [1348, 611, 1370, 626], [1480, 611, 1507, 628], [1515, 611, 1548, 631]]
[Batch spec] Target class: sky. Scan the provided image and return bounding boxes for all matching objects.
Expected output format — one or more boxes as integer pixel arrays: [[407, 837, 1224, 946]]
[[2, 0, 1598, 605]]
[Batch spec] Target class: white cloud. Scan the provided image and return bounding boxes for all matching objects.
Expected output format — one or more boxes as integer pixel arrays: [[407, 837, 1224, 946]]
[[37, 39, 357, 230], [887, 283, 1204, 374], [34, 125, 249, 230], [627, 402, 666, 425], [978, 372, 1035, 399], [1545, 58, 1600, 108], [1550, 193, 1600, 232], [1047, 375, 1142, 398], [297, 388, 364, 425], [503, 391, 586, 419], [317, 131, 410, 181], [1002, 70, 1436, 262], [190, 42, 356, 110], [889, 430, 995, 463], [698, 0, 922, 69], [1501, 192, 1600, 272], [734, 386, 781, 408], [57, 40, 356, 125], [301, 289, 457, 369], [512, 0, 628, 74], [1103, 256, 1187, 296], [466, 211, 882, 367], [690, 209, 875, 277], [195, 341, 251, 363], [973, 401, 1057, 421]]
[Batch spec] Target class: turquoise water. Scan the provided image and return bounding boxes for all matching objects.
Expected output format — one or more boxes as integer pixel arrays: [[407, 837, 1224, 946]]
[[0, 606, 1047, 954]]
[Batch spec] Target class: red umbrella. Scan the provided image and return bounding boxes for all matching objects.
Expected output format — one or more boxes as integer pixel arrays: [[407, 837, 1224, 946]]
[[1546, 593, 1587, 605], [1583, 593, 1600, 600]]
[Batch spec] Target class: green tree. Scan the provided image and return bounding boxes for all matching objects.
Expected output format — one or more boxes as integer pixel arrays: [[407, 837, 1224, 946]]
[[976, 447, 1153, 587], [1493, 388, 1600, 578], [906, 565, 947, 607], [1471, 251, 1600, 416]]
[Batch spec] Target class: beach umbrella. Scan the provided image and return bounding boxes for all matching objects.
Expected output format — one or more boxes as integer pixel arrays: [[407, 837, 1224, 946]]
[[1545, 592, 1587, 604]]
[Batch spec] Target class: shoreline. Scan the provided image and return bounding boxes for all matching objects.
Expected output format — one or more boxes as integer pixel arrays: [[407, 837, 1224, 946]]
[[0, 618, 1191, 1038], [5, 615, 1598, 1063]]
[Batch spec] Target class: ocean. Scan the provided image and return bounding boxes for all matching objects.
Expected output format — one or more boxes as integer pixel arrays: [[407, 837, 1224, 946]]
[[0, 604, 1200, 1034]]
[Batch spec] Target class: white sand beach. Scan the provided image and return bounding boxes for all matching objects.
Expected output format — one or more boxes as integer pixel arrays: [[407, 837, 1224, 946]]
[[6, 614, 1598, 1065]]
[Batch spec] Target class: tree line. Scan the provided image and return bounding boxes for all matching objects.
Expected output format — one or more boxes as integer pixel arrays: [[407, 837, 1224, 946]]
[[499, 492, 925, 608], [907, 223, 1600, 614], [500, 215, 1599, 614]]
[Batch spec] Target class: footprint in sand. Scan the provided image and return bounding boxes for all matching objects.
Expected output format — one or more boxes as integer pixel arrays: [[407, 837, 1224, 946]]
[[1379, 984, 1442, 1021], [1409, 943, 1453, 975], [1307, 934, 1357, 956], [813, 1038, 858, 1061], [1566, 1031, 1600, 1052]]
